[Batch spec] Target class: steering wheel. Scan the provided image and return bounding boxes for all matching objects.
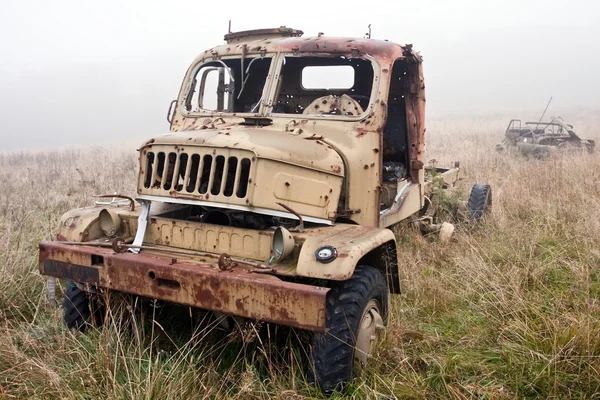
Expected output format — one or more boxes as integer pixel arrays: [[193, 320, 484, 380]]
[[303, 94, 364, 116]]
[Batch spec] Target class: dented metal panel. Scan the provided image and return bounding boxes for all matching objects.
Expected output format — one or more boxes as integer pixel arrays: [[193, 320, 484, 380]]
[[144, 217, 272, 261], [294, 224, 396, 280], [39, 241, 329, 331], [138, 134, 344, 222], [57, 205, 140, 242], [164, 33, 424, 227], [142, 127, 345, 177]]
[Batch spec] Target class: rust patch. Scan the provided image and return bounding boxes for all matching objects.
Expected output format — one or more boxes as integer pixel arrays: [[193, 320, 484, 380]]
[[217, 253, 237, 271], [38, 241, 329, 332], [356, 128, 371, 138], [304, 134, 324, 141]]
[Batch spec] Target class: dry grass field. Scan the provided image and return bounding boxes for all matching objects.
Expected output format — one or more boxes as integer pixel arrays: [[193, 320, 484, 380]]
[[1, 115, 599, 399]]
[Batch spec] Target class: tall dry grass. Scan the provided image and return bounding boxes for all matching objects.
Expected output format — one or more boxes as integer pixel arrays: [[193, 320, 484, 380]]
[[1, 117, 600, 399]]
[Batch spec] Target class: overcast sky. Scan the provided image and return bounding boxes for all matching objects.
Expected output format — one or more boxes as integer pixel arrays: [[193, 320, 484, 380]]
[[1, 0, 598, 150]]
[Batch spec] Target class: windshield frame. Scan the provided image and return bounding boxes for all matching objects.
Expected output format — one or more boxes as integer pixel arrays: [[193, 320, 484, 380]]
[[265, 53, 379, 121], [178, 52, 381, 122], [179, 54, 277, 118]]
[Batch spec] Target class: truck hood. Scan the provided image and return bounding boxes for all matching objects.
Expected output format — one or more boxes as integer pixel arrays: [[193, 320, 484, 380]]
[[142, 126, 344, 176]]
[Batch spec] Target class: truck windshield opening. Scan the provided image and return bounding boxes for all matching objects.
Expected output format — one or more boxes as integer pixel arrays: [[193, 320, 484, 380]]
[[185, 57, 272, 114], [273, 56, 373, 116]]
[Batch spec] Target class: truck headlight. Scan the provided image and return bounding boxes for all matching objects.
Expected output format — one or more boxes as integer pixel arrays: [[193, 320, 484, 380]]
[[99, 209, 121, 238], [271, 227, 295, 262]]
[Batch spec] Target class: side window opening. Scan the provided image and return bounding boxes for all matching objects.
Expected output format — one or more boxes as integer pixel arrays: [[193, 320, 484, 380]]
[[382, 59, 410, 183], [273, 56, 373, 116], [185, 58, 272, 113]]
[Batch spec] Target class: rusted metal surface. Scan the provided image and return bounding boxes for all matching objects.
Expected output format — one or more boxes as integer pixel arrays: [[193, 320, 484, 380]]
[[143, 217, 273, 261], [217, 253, 236, 271], [294, 224, 396, 281], [138, 133, 345, 223], [39, 28, 468, 332], [42, 259, 100, 285], [276, 202, 303, 231], [39, 241, 329, 331], [404, 60, 426, 185], [56, 205, 140, 242], [163, 28, 426, 228], [224, 27, 303, 43]]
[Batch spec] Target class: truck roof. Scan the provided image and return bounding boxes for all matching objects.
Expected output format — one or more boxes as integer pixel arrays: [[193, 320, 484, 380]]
[[198, 27, 420, 63]]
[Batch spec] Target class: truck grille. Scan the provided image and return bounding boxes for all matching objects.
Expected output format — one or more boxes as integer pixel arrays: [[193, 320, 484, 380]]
[[141, 148, 253, 202]]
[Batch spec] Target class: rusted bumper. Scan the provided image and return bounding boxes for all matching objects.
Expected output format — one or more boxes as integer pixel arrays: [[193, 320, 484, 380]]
[[39, 241, 329, 332]]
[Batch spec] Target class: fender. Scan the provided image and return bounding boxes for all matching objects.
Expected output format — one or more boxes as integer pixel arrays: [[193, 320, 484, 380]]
[[294, 224, 399, 292], [56, 205, 140, 242]]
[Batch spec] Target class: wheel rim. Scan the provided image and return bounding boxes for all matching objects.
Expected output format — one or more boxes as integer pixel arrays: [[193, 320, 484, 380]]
[[354, 299, 384, 366]]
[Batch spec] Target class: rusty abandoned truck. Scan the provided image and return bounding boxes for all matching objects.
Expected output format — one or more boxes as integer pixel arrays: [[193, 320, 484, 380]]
[[39, 27, 491, 392], [497, 117, 595, 158]]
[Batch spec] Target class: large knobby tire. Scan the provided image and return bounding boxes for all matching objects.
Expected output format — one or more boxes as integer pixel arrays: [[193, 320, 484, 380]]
[[467, 184, 492, 221], [308, 265, 389, 394], [63, 281, 103, 331]]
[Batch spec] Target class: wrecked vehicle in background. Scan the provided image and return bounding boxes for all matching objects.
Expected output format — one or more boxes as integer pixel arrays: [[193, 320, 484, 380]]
[[38, 27, 491, 393], [497, 117, 595, 158]]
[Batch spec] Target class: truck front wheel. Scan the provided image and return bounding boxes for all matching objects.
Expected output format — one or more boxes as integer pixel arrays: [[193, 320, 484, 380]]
[[63, 281, 103, 331], [308, 265, 389, 393]]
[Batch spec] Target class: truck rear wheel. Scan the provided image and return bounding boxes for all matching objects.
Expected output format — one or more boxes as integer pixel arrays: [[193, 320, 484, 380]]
[[63, 281, 103, 331], [467, 184, 492, 221], [308, 265, 389, 393]]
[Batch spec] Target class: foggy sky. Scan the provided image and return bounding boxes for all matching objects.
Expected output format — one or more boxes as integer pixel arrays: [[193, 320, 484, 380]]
[[1, 0, 598, 150]]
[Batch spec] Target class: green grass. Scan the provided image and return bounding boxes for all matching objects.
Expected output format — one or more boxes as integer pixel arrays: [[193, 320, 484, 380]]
[[1, 119, 600, 399]]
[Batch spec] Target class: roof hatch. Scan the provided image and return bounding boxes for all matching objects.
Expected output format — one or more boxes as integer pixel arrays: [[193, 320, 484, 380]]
[[224, 26, 303, 43]]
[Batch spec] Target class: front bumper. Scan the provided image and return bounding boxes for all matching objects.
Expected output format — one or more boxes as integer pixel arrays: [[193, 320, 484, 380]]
[[39, 241, 329, 332]]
